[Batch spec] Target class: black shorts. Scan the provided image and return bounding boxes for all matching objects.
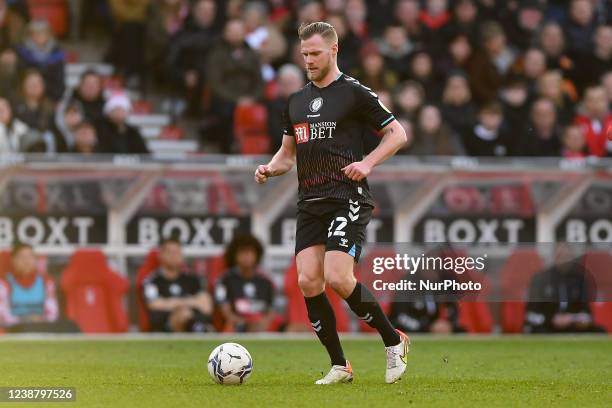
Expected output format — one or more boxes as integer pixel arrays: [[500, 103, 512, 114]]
[[295, 198, 372, 262]]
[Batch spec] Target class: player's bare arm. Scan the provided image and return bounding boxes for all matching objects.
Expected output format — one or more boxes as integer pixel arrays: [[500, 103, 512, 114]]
[[342, 120, 407, 182], [254, 135, 296, 184]]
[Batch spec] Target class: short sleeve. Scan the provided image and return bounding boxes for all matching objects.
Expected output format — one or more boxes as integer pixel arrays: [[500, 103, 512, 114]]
[[354, 84, 395, 131], [281, 97, 294, 137]]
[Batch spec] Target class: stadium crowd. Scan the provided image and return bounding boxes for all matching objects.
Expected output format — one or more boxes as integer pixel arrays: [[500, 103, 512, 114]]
[[0, 0, 610, 156]]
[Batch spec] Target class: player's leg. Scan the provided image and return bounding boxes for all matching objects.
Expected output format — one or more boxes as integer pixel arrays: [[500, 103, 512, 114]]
[[168, 306, 194, 332], [296, 245, 348, 369], [325, 200, 410, 383]]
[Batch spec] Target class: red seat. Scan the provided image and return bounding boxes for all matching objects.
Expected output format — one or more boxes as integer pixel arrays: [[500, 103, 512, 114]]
[[499, 249, 544, 333], [233, 103, 270, 155], [284, 260, 350, 332], [28, 0, 69, 37], [160, 126, 184, 140], [132, 100, 153, 114], [60, 249, 129, 333], [584, 251, 612, 332]]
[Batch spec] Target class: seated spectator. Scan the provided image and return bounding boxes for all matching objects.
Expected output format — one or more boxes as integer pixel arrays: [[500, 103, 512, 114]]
[[267, 64, 304, 153], [70, 121, 98, 155], [0, 46, 19, 100], [573, 24, 612, 95], [407, 104, 465, 155], [407, 50, 440, 101], [377, 23, 415, 81], [142, 238, 213, 333], [574, 85, 612, 157], [519, 48, 547, 96], [215, 234, 275, 332], [13, 69, 55, 134], [561, 124, 587, 159], [351, 42, 398, 94], [460, 101, 512, 157], [524, 243, 605, 334], [522, 98, 562, 156], [419, 0, 451, 52], [164, 0, 218, 116], [443, 0, 480, 45], [440, 71, 477, 135], [59, 69, 106, 125], [0, 243, 78, 333], [15, 20, 65, 101], [394, 0, 425, 43], [438, 32, 474, 78], [499, 76, 530, 148], [564, 0, 598, 57], [538, 22, 575, 76], [537, 70, 576, 125], [48, 101, 83, 153], [0, 96, 41, 152], [502, 0, 544, 52], [326, 13, 360, 74], [206, 19, 264, 153], [95, 93, 150, 154], [0, 0, 26, 51], [393, 80, 425, 121]]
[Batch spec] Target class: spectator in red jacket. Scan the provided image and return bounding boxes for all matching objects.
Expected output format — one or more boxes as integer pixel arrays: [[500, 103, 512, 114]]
[[574, 85, 612, 157]]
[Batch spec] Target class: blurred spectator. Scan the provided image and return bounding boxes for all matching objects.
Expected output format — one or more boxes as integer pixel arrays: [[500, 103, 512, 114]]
[[215, 234, 275, 332], [15, 20, 65, 101], [538, 22, 575, 76], [443, 0, 480, 44], [393, 80, 425, 121], [408, 50, 440, 100], [565, 0, 598, 56], [502, 0, 544, 51], [460, 101, 512, 156], [267, 64, 304, 153], [106, 0, 149, 85], [70, 121, 98, 154], [365, 0, 396, 37], [206, 19, 263, 153], [574, 85, 612, 157], [440, 71, 477, 135], [146, 0, 190, 81], [13, 69, 54, 133], [537, 70, 576, 125], [0, 96, 42, 152], [572, 24, 612, 93], [499, 76, 530, 150], [407, 104, 465, 155], [465, 21, 516, 104], [519, 48, 547, 95], [296, 0, 325, 26], [0, 0, 26, 50], [0, 243, 77, 332], [0, 46, 18, 99], [378, 23, 415, 81], [561, 124, 587, 159], [59, 69, 105, 125], [326, 13, 360, 74], [142, 238, 213, 332], [48, 101, 83, 153], [165, 0, 217, 116], [394, 0, 424, 43], [439, 32, 473, 77], [524, 244, 605, 334], [419, 0, 450, 52], [95, 93, 150, 154], [522, 98, 562, 156], [345, 0, 368, 38], [352, 42, 398, 93]]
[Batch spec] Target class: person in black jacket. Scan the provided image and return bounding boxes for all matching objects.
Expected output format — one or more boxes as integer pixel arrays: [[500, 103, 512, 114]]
[[58, 70, 106, 125], [95, 93, 149, 154], [523, 244, 606, 334]]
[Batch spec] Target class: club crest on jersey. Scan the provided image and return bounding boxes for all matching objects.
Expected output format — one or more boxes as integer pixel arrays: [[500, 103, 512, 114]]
[[309, 97, 323, 113]]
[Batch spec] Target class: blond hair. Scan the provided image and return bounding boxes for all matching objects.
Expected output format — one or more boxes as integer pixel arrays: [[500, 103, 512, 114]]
[[298, 21, 338, 44]]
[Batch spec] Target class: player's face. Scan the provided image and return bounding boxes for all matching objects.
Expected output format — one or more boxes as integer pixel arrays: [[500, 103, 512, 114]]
[[301, 34, 336, 82]]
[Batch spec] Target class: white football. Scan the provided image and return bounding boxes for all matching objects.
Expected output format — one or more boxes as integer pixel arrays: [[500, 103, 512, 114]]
[[207, 343, 253, 385]]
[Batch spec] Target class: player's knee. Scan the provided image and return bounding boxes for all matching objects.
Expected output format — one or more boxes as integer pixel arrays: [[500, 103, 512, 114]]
[[298, 273, 324, 297], [325, 272, 356, 298]]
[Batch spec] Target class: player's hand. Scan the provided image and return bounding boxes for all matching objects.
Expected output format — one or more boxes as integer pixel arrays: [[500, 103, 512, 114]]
[[552, 313, 572, 329], [254, 165, 273, 184], [341, 161, 372, 181]]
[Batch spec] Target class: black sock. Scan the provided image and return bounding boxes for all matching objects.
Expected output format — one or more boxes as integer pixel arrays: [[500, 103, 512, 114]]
[[345, 282, 401, 347], [304, 292, 346, 366]]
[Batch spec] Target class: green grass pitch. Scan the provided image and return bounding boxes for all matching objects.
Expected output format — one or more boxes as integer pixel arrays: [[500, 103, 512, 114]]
[[0, 336, 611, 407]]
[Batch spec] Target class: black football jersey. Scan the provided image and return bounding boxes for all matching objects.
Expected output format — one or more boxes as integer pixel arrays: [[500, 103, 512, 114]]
[[282, 73, 395, 206], [143, 270, 204, 302], [214, 269, 274, 315]]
